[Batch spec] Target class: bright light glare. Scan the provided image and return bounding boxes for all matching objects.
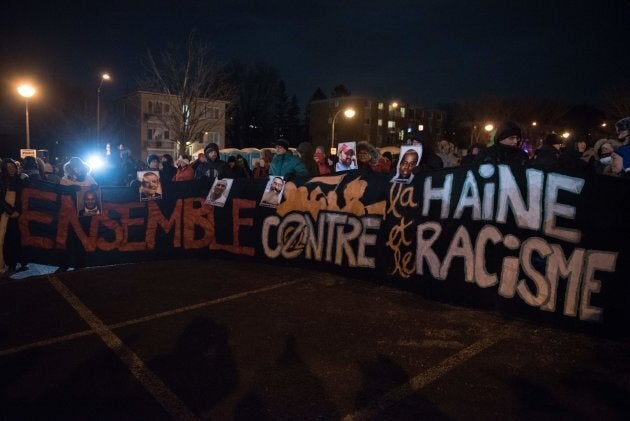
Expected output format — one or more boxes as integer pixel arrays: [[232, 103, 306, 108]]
[[87, 155, 105, 170], [344, 108, 356, 118], [102, 73, 111, 81], [562, 132, 570, 139], [484, 124, 494, 132], [17, 84, 36, 98]]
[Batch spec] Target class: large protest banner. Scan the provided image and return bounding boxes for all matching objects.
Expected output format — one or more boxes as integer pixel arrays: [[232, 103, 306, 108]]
[[18, 165, 630, 332]]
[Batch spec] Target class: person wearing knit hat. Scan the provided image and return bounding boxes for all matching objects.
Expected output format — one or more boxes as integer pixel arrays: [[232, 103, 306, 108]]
[[273, 138, 290, 151], [269, 138, 309, 179], [474, 121, 528, 166], [531, 133, 563, 170], [199, 142, 226, 180]]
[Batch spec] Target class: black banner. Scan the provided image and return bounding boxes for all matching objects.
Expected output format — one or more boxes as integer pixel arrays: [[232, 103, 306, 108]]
[[18, 165, 630, 332]]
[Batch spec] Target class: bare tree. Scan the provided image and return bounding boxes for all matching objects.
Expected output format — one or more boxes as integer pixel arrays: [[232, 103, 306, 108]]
[[139, 32, 235, 156]]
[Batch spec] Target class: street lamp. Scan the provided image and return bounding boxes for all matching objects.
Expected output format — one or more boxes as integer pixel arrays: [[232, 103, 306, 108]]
[[17, 84, 36, 150], [330, 107, 356, 154], [484, 123, 494, 132], [97, 72, 111, 149]]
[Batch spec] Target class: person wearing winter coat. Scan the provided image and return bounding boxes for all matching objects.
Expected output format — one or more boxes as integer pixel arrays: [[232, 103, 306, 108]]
[[0, 159, 28, 274], [160, 154, 177, 184], [173, 156, 195, 181], [269, 139, 308, 179], [356, 141, 391, 174], [474, 121, 529, 166], [530, 133, 563, 171], [197, 143, 227, 180], [313, 146, 333, 175]]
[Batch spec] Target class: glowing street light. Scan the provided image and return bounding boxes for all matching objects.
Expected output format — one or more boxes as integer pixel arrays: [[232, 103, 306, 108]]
[[17, 83, 36, 149], [601, 123, 607, 128], [97, 72, 111, 149], [532, 121, 537, 126], [330, 108, 356, 154], [484, 123, 494, 132], [562, 132, 570, 139]]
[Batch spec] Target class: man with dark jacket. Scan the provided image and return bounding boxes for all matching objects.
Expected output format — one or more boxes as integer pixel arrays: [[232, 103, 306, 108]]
[[530, 133, 563, 170], [474, 121, 528, 166], [197, 143, 227, 180]]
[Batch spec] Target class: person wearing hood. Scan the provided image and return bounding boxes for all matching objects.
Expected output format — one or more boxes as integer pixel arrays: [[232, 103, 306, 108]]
[[591, 138, 621, 176], [611, 116, 630, 177], [160, 154, 177, 184], [356, 141, 391, 174], [474, 121, 528, 166], [269, 139, 308, 180]]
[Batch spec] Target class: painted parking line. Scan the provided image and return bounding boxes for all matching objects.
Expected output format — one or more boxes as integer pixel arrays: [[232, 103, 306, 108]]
[[0, 279, 302, 358], [48, 275, 199, 420], [343, 333, 508, 420]]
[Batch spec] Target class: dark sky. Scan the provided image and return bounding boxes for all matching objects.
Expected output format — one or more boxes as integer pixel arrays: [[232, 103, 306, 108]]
[[3, 0, 629, 109]]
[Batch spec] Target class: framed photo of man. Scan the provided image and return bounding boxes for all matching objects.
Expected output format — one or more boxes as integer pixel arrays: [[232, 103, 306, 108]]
[[205, 178, 233, 207], [259, 175, 285, 208], [138, 171, 163, 201], [391, 145, 423, 184], [76, 188, 102, 217], [335, 142, 357, 172]]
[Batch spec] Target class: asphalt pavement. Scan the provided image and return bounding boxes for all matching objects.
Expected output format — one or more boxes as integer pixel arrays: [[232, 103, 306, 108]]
[[1, 258, 629, 420]]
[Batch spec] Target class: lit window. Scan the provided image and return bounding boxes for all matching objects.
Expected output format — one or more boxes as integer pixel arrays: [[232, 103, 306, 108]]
[[400, 107, 406, 118], [418, 124, 424, 131], [388, 121, 395, 128], [378, 119, 383, 126], [378, 103, 384, 110]]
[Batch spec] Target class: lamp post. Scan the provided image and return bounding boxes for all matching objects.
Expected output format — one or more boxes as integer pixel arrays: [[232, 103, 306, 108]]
[[17, 84, 36, 150], [96, 72, 111, 149], [330, 107, 356, 155]]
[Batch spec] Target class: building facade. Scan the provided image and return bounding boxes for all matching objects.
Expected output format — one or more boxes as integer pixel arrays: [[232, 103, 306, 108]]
[[309, 96, 446, 152], [120, 91, 228, 161]]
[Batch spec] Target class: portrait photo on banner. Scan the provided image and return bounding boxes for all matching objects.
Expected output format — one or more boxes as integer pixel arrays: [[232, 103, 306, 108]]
[[391, 145, 423, 184], [259, 175, 285, 209], [335, 141, 358, 172], [76, 188, 102, 217], [205, 178, 233, 207], [138, 171, 163, 201]]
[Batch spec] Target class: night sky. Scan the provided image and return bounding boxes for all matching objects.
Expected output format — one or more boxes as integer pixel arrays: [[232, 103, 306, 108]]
[[3, 0, 629, 109]]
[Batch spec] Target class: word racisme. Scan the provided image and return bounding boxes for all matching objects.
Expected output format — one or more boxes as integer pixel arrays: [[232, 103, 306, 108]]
[[387, 164, 618, 322]]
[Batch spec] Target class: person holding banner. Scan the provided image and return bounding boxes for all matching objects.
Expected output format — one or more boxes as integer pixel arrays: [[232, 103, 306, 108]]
[[0, 159, 28, 274]]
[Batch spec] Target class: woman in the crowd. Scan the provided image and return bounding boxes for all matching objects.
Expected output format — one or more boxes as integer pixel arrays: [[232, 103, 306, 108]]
[[173, 156, 195, 181], [356, 141, 391, 173], [313, 145, 333, 175]]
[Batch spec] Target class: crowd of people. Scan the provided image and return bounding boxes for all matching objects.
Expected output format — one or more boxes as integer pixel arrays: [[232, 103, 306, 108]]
[[1, 116, 629, 276]]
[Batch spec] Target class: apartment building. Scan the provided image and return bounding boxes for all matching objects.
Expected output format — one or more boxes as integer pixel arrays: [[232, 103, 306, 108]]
[[120, 91, 228, 161], [309, 96, 446, 151]]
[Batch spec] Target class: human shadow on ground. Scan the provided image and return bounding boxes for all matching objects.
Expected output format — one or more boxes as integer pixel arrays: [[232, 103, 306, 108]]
[[234, 334, 339, 420]]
